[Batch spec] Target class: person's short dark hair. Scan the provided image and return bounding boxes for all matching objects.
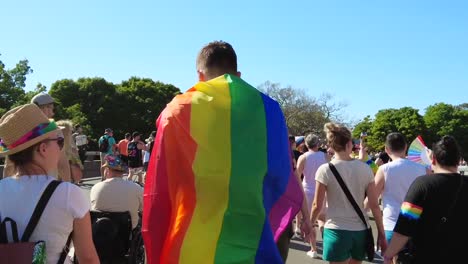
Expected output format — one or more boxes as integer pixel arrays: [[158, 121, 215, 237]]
[[289, 135, 295, 144], [433, 135, 461, 167], [125, 133, 131, 139], [385, 132, 407, 153], [132, 132, 141, 138], [151, 131, 156, 138], [105, 128, 113, 134], [379, 152, 391, 163], [74, 124, 81, 131], [196, 41, 237, 78]]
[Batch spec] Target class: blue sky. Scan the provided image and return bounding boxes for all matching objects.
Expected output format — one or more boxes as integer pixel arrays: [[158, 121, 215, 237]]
[[1, 0, 467, 121]]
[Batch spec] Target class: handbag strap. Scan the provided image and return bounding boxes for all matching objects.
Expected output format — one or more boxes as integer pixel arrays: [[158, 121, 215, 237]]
[[329, 162, 369, 229], [57, 232, 73, 264], [440, 174, 464, 225], [21, 180, 61, 242]]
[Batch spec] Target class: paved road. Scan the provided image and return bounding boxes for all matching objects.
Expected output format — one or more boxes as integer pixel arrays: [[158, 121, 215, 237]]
[[80, 177, 383, 264]]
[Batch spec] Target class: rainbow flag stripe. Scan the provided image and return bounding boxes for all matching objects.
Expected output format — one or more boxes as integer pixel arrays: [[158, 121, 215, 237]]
[[400, 202, 423, 220], [142, 74, 302, 264]]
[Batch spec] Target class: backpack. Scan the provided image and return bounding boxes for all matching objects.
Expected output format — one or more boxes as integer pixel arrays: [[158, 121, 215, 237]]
[[0, 181, 72, 264], [99, 135, 109, 153]]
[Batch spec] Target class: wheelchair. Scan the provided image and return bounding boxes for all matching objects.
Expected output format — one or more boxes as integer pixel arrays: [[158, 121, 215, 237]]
[[90, 210, 145, 264]]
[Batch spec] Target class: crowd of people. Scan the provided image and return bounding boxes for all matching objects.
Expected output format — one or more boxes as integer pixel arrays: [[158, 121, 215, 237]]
[[0, 40, 466, 264]]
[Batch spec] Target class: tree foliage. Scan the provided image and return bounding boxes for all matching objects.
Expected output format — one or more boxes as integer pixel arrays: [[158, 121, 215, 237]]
[[353, 104, 467, 160], [0, 55, 33, 116], [258, 81, 347, 136], [424, 103, 468, 160], [49, 77, 180, 142]]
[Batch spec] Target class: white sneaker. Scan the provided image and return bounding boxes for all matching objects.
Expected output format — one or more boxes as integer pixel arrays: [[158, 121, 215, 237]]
[[306, 250, 318, 259]]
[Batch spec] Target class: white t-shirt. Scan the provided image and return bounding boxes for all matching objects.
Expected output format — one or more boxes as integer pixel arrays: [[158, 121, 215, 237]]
[[90, 177, 143, 229], [381, 158, 426, 231], [302, 151, 328, 194], [0, 175, 90, 264], [315, 159, 374, 231]]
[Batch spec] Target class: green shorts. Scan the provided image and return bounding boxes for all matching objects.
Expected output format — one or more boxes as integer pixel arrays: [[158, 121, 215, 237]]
[[323, 228, 367, 262]]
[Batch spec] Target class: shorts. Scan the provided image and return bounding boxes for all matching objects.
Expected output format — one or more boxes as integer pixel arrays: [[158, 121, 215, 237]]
[[120, 155, 128, 165], [385, 230, 393, 244], [304, 190, 314, 211], [100, 152, 107, 164], [323, 228, 367, 262], [128, 167, 145, 180]]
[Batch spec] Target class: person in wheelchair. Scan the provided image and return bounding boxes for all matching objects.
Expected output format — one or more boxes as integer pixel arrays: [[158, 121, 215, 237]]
[[90, 154, 143, 229], [90, 155, 144, 263]]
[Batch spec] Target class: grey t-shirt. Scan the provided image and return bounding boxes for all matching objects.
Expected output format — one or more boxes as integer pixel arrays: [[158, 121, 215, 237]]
[[315, 159, 374, 231]]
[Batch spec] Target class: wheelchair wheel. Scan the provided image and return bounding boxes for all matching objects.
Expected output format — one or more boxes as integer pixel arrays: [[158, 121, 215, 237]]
[[129, 231, 145, 264]]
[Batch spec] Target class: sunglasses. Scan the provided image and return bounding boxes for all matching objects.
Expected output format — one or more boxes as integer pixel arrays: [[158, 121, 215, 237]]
[[42, 137, 65, 150]]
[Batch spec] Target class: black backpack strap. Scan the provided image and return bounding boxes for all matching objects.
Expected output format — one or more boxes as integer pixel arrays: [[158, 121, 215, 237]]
[[0, 217, 20, 242], [57, 232, 73, 264], [329, 163, 369, 229], [21, 180, 62, 242]]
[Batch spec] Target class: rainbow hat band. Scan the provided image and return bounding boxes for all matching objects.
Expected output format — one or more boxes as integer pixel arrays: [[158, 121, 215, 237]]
[[0, 104, 63, 156]]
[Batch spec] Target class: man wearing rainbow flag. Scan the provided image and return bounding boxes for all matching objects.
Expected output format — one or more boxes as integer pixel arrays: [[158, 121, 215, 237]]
[[142, 41, 306, 264]]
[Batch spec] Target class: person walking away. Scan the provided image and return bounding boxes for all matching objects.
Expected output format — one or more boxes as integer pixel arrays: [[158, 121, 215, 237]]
[[142, 41, 304, 264], [383, 136, 468, 263], [127, 132, 146, 184], [296, 133, 328, 258], [72, 124, 88, 165], [311, 122, 387, 263], [98, 128, 116, 180], [118, 133, 131, 166]]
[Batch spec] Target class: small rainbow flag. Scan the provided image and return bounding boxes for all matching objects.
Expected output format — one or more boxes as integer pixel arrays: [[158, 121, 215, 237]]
[[142, 74, 303, 264], [400, 202, 423, 220]]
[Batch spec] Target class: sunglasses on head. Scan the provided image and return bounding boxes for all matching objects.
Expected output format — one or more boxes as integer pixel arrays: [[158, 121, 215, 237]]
[[42, 137, 65, 150]]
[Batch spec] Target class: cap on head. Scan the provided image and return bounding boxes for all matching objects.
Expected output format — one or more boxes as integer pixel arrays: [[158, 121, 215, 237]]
[[102, 154, 127, 172], [31, 93, 55, 106], [295, 136, 305, 146]]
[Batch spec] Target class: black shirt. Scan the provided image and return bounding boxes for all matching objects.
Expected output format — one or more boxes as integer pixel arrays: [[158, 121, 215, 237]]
[[127, 141, 143, 168], [394, 173, 467, 263]]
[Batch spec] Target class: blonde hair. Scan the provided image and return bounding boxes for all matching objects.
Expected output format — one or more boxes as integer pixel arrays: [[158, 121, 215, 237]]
[[324, 122, 352, 152]]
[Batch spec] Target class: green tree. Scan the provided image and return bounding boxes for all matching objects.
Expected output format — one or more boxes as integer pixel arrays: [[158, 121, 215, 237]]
[[352, 115, 373, 139], [49, 77, 180, 144], [424, 103, 468, 160], [368, 107, 426, 151], [116, 77, 180, 137], [0, 55, 32, 115]]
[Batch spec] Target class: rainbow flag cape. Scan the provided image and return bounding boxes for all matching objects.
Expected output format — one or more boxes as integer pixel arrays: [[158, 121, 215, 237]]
[[142, 74, 303, 264]]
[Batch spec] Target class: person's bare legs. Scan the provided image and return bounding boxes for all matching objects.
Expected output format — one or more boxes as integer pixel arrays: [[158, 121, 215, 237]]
[[309, 226, 318, 253], [127, 168, 135, 181]]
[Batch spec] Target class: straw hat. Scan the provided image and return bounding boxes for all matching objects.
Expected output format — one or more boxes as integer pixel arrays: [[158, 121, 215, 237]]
[[0, 104, 63, 156]]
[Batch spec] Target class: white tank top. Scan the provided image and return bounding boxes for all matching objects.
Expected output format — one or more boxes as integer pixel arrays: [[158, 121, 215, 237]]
[[302, 151, 327, 194], [382, 158, 427, 230]]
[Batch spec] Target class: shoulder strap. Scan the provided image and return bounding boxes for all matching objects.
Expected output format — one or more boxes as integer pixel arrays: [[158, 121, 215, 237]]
[[57, 232, 73, 264], [0, 217, 20, 242], [328, 163, 369, 228], [21, 180, 62, 242], [441, 174, 464, 225]]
